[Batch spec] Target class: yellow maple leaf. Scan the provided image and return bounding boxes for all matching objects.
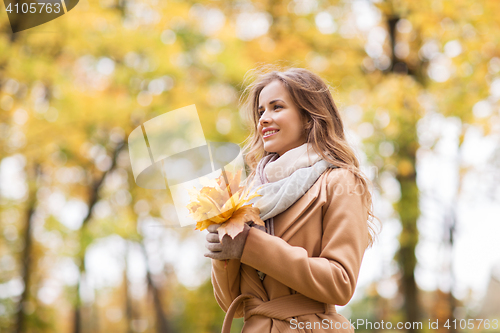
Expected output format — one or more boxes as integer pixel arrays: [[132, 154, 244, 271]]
[[192, 170, 263, 239]]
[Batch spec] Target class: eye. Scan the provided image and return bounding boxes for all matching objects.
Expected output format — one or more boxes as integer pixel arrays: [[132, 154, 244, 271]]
[[274, 104, 283, 110], [258, 109, 265, 117]]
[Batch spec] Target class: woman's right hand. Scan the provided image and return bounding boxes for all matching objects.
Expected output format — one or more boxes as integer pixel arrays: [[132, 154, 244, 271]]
[[204, 223, 252, 260]]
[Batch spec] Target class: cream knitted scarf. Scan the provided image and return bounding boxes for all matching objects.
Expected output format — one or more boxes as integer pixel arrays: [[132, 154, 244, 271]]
[[245, 143, 338, 236]]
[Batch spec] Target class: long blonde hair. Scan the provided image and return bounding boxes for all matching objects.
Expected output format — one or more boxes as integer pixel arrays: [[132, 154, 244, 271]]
[[239, 65, 379, 247]]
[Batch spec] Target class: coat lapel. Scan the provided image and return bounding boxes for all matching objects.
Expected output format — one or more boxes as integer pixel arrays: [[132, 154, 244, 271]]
[[272, 171, 328, 241]]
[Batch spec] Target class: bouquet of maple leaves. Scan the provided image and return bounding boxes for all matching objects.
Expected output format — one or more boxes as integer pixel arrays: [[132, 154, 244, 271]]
[[188, 169, 264, 242]]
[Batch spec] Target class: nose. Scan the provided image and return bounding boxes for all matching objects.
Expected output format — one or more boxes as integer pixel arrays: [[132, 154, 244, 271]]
[[259, 111, 272, 127]]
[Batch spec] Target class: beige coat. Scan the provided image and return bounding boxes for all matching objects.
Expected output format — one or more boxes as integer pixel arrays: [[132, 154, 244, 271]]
[[211, 167, 370, 333]]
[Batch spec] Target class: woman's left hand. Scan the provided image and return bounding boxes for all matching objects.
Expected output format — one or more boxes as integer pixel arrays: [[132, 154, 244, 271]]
[[204, 222, 251, 260]]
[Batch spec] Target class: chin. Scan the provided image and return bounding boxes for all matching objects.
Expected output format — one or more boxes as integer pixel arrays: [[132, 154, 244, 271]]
[[263, 144, 278, 154]]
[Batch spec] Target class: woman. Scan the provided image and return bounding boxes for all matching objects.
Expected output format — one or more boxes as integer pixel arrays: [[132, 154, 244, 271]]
[[204, 67, 378, 333]]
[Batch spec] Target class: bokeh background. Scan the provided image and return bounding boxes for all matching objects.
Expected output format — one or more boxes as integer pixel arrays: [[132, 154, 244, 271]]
[[1, 0, 500, 332]]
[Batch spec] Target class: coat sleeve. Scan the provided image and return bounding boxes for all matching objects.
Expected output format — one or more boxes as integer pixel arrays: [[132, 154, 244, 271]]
[[211, 258, 243, 315], [240, 168, 369, 306]]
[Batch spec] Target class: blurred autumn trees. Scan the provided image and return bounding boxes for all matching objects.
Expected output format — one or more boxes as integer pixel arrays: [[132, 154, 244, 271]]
[[1, 0, 500, 332]]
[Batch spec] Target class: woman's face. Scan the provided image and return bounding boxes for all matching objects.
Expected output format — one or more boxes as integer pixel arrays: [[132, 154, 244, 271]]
[[256, 80, 307, 157]]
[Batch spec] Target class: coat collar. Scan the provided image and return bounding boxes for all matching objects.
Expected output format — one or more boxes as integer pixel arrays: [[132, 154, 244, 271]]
[[272, 169, 331, 240]]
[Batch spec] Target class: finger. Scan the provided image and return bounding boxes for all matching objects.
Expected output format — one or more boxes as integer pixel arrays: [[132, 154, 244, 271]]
[[252, 224, 266, 232], [207, 224, 221, 233], [204, 251, 226, 260], [205, 242, 222, 252], [206, 232, 220, 243]]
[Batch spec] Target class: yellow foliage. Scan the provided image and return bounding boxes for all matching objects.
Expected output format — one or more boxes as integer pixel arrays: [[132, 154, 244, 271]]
[[189, 170, 264, 240]]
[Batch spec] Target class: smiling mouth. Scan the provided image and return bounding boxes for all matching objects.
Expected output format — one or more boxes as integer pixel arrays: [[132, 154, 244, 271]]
[[263, 130, 279, 139]]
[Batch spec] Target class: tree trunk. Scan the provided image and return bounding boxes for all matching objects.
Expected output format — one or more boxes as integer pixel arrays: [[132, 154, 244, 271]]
[[386, 13, 422, 332], [15, 162, 40, 333], [442, 201, 457, 333], [124, 242, 134, 333], [72, 141, 125, 333], [140, 242, 171, 333], [395, 172, 420, 331]]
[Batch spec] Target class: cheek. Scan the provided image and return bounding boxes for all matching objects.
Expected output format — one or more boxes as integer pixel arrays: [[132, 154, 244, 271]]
[[273, 112, 286, 127], [290, 117, 305, 137]]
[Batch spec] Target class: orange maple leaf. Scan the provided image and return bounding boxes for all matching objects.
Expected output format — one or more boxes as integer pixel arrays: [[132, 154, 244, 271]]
[[217, 205, 264, 243]]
